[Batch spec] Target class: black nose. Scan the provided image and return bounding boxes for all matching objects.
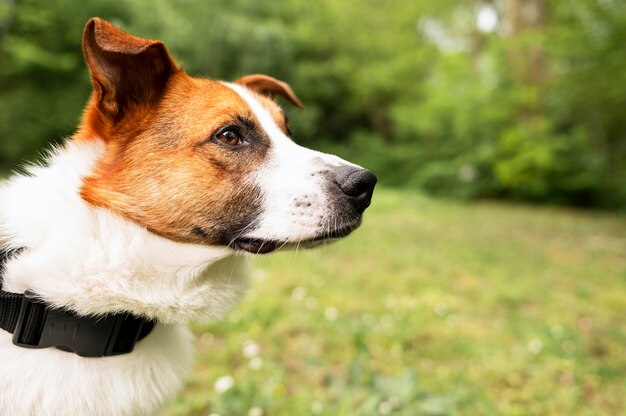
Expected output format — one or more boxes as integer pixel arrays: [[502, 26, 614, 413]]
[[334, 167, 377, 213]]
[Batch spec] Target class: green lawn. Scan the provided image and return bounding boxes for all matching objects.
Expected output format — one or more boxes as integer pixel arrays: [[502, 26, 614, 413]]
[[164, 188, 626, 416]]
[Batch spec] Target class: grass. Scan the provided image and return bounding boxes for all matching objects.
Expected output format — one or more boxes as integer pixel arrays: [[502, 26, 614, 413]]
[[163, 187, 626, 416]]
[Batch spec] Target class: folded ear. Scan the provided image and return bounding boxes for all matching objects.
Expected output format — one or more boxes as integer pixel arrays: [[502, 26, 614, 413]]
[[236, 74, 304, 109], [82, 17, 178, 120]]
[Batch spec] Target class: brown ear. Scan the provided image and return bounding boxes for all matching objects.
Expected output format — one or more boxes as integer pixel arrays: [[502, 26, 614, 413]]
[[82, 17, 178, 120], [236, 74, 304, 109]]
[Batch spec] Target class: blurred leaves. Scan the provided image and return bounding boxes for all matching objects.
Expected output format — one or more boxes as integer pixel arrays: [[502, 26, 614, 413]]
[[1, 0, 625, 208]]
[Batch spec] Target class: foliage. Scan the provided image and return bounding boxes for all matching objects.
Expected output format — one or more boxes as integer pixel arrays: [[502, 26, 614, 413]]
[[163, 188, 626, 415], [1, 0, 626, 208]]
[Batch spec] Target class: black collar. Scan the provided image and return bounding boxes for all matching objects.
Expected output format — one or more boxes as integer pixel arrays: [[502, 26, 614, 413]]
[[0, 247, 155, 357]]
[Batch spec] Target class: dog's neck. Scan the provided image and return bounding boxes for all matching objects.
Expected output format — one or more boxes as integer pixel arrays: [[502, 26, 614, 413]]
[[0, 138, 248, 324]]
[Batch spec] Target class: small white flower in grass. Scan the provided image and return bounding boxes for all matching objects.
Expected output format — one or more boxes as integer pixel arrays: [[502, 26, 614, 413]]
[[434, 303, 448, 316], [253, 269, 267, 282], [311, 401, 324, 414], [378, 401, 392, 414], [248, 357, 263, 370], [458, 164, 478, 182], [209, 413, 221, 416], [243, 340, 260, 358], [305, 297, 318, 310], [214, 375, 234, 393], [248, 407, 263, 416], [291, 286, 306, 302], [324, 307, 338, 321], [388, 396, 401, 409], [528, 339, 543, 354], [476, 5, 498, 33]]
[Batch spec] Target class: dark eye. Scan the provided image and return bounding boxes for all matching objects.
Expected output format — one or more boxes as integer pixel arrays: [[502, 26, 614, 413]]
[[217, 129, 243, 146]]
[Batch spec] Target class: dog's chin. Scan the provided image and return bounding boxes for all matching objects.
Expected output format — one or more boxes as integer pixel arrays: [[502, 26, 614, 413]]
[[231, 221, 361, 255]]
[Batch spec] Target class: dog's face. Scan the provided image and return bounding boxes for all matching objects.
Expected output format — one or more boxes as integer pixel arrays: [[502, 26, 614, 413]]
[[78, 18, 376, 254]]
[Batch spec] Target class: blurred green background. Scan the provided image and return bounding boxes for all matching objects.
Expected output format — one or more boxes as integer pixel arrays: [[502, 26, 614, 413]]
[[1, 0, 625, 415], [2, 0, 626, 209]]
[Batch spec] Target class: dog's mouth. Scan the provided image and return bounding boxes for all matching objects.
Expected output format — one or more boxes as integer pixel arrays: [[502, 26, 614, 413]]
[[231, 223, 359, 254], [232, 238, 279, 254]]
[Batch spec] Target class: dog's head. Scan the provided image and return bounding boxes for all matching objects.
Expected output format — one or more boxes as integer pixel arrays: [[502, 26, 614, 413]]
[[78, 18, 376, 254]]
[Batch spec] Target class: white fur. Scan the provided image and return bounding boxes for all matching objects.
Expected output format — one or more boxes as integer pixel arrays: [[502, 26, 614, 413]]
[[224, 83, 360, 243], [0, 83, 362, 415], [0, 140, 250, 415]]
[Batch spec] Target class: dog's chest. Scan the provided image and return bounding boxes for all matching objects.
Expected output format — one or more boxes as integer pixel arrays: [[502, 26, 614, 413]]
[[0, 324, 194, 416]]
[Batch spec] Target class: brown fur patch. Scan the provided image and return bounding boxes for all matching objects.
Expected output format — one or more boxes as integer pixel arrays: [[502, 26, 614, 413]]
[[79, 74, 271, 245], [75, 19, 303, 247]]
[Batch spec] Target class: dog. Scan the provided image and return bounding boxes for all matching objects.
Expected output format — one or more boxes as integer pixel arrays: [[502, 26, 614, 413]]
[[0, 18, 376, 415]]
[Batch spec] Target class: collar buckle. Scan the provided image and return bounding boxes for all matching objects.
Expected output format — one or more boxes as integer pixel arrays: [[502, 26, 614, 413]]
[[12, 290, 154, 357]]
